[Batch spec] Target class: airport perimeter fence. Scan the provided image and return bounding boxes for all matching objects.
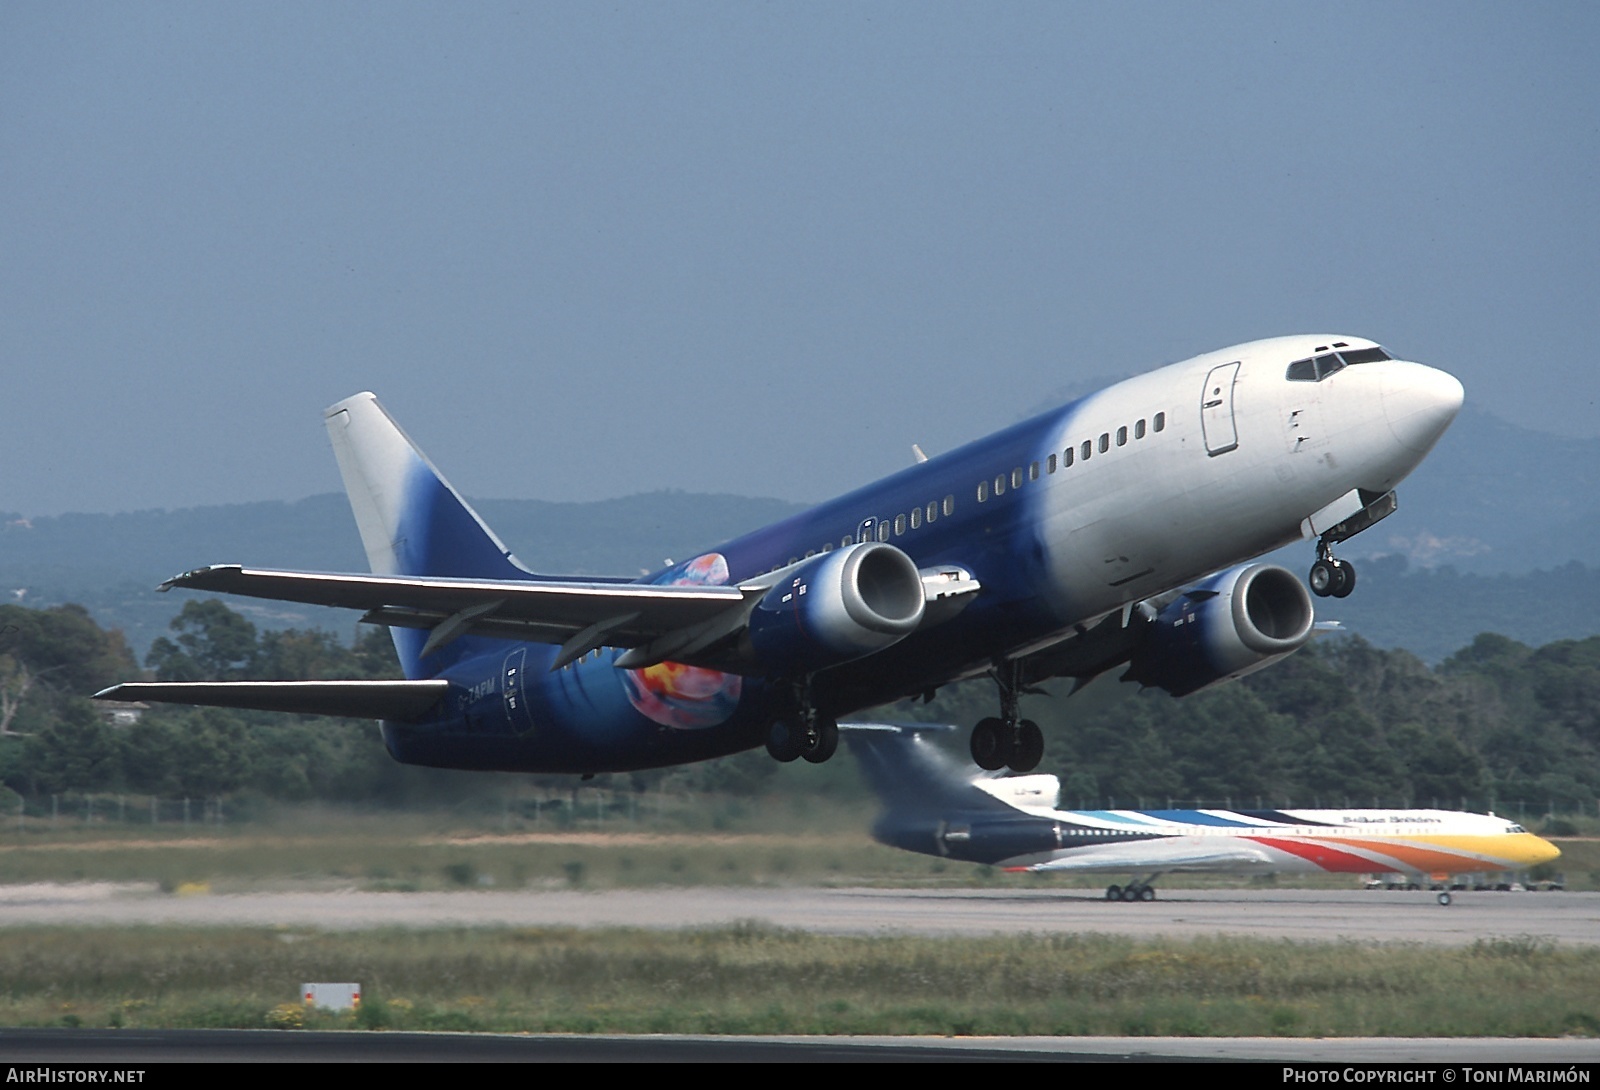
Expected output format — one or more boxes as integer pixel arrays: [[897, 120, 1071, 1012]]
[[1, 789, 1598, 837], [1069, 797, 1600, 821], [0, 783, 756, 834]]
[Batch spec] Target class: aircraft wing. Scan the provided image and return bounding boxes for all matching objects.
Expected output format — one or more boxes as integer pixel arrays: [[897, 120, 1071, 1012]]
[[93, 679, 450, 721], [161, 565, 757, 668], [1023, 836, 1277, 874]]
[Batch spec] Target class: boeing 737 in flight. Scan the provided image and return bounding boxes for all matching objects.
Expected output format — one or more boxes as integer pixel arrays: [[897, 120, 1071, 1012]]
[[98, 335, 1463, 777], [848, 724, 1560, 905]]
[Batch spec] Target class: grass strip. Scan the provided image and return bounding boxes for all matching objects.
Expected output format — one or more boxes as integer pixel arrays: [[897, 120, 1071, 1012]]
[[0, 925, 1594, 1038]]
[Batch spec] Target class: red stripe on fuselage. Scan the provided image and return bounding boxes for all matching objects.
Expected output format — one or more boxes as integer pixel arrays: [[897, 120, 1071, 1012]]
[[1246, 836, 1399, 874]]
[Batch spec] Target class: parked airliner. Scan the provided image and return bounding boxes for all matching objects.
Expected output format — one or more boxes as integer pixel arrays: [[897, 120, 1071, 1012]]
[[97, 335, 1463, 776], [848, 724, 1560, 906]]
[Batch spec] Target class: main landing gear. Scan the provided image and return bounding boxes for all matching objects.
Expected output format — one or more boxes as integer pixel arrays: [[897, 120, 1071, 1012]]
[[1308, 538, 1357, 599], [969, 661, 1046, 773], [765, 678, 839, 765], [1105, 883, 1157, 903]]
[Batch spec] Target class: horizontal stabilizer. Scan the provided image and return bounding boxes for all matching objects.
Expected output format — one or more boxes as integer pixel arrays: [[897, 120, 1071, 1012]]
[[94, 680, 450, 721]]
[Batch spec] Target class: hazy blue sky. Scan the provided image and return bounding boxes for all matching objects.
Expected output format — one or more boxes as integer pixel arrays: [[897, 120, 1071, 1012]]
[[3, 2, 1595, 517]]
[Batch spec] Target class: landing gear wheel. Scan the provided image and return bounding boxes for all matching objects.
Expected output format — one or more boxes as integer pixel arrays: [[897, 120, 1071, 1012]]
[[1330, 559, 1357, 598], [1009, 720, 1044, 773], [1105, 885, 1122, 901], [1309, 558, 1337, 597], [800, 718, 839, 764], [1138, 885, 1156, 902], [970, 717, 1013, 771], [1120, 885, 1139, 902], [765, 719, 802, 763], [1437, 891, 1452, 906]]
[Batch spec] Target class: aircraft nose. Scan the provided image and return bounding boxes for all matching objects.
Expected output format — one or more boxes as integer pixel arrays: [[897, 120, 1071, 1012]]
[[1381, 362, 1465, 455], [1529, 836, 1562, 867]]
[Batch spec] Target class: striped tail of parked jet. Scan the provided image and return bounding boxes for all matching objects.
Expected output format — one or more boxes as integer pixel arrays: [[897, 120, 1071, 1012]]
[[847, 724, 1561, 906], [97, 335, 1464, 777]]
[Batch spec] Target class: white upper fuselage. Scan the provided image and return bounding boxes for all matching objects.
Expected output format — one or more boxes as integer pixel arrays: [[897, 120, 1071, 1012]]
[[1031, 334, 1462, 619]]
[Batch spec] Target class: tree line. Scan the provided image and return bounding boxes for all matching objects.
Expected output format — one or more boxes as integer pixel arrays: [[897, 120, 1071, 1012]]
[[0, 599, 1596, 813]]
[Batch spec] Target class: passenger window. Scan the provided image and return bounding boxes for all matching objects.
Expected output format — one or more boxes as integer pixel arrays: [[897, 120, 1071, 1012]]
[[943, 495, 955, 517], [1063, 446, 1074, 467], [1116, 426, 1127, 446], [894, 514, 906, 536], [1135, 419, 1146, 439], [1154, 412, 1165, 432], [1011, 467, 1023, 489], [877, 521, 889, 542], [1098, 433, 1109, 453], [822, 542, 833, 552], [1047, 453, 1057, 474], [1081, 440, 1092, 461], [927, 501, 939, 523], [841, 536, 852, 548], [994, 474, 1006, 496], [1029, 461, 1039, 481], [910, 508, 921, 530], [977, 481, 988, 502]]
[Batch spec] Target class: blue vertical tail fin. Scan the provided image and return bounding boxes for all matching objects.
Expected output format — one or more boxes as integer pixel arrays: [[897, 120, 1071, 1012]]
[[324, 392, 530, 677]]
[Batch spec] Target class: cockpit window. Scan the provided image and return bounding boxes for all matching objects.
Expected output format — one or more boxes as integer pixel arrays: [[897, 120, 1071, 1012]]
[[1286, 346, 1391, 383]]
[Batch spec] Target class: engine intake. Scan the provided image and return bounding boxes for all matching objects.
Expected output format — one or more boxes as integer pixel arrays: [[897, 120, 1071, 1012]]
[[745, 542, 925, 673], [1123, 563, 1315, 697]]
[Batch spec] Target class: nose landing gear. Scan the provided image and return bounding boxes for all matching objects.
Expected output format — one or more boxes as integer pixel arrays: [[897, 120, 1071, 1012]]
[[1309, 539, 1357, 599]]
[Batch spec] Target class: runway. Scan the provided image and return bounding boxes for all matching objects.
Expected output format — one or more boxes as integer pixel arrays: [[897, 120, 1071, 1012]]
[[0, 1027, 1597, 1063], [0, 883, 1592, 945]]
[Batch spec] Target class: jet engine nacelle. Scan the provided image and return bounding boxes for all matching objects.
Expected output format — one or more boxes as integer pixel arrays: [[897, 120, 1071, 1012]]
[[1123, 563, 1315, 697], [745, 542, 926, 673]]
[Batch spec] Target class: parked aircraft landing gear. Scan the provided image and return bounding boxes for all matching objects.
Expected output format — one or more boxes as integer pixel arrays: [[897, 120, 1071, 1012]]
[[1105, 883, 1156, 903], [1309, 539, 1357, 599], [969, 661, 1046, 773]]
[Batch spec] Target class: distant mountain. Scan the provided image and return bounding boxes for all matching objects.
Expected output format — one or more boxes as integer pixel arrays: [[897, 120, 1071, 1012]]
[[1333, 405, 1598, 575], [1299, 556, 1600, 663], [0, 491, 806, 655]]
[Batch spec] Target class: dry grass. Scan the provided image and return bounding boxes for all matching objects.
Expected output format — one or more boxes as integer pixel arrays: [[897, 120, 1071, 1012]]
[[0, 925, 1594, 1038]]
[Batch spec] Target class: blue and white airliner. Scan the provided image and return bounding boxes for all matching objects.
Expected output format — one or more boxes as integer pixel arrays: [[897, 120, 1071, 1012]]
[[97, 335, 1463, 776]]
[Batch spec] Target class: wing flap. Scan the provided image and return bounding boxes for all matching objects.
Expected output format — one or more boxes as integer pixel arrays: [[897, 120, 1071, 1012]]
[[162, 566, 753, 652], [94, 680, 450, 721], [1028, 837, 1277, 874]]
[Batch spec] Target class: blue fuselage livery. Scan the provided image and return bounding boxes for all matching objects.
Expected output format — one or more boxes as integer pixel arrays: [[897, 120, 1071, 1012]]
[[100, 335, 1464, 776]]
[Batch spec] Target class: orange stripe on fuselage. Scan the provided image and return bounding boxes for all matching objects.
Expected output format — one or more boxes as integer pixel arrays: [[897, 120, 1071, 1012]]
[[1247, 834, 1546, 875]]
